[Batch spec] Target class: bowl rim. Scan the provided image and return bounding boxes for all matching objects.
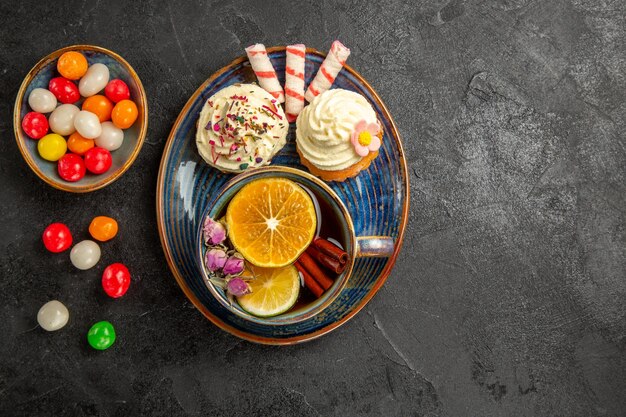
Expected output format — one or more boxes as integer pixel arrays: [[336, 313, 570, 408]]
[[196, 166, 357, 326], [156, 46, 410, 345], [13, 44, 148, 193]]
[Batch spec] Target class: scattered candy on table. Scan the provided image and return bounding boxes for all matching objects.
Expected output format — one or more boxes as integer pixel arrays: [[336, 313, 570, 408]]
[[21, 51, 140, 183], [102, 263, 130, 298], [87, 321, 116, 350], [38, 133, 67, 161], [84, 147, 112, 174], [37, 300, 69, 331], [22, 112, 48, 139], [42, 222, 73, 253], [57, 153, 86, 182], [88, 216, 118, 242], [70, 239, 101, 270]]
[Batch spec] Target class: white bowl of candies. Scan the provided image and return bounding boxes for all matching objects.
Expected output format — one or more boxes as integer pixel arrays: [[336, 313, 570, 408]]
[[13, 45, 147, 192]]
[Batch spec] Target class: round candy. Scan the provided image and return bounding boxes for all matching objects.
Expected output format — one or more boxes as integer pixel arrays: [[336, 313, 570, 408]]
[[70, 240, 101, 270], [57, 51, 88, 80], [38, 133, 67, 161], [82, 95, 113, 122], [95, 122, 124, 151], [48, 77, 80, 104], [37, 300, 69, 331], [104, 79, 130, 103], [78, 63, 109, 97], [57, 153, 86, 182], [102, 263, 130, 298], [28, 88, 57, 113], [22, 112, 49, 139], [87, 321, 116, 350], [74, 110, 102, 139], [49, 104, 80, 136], [84, 147, 112, 174], [42, 222, 72, 253], [67, 132, 94, 155], [89, 216, 118, 242], [111, 100, 138, 129]]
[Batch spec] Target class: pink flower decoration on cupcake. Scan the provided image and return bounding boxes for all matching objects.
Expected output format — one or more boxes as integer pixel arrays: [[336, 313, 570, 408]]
[[351, 120, 381, 157]]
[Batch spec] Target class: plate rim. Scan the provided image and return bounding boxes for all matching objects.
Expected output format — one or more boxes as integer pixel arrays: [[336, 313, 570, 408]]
[[156, 46, 410, 345]]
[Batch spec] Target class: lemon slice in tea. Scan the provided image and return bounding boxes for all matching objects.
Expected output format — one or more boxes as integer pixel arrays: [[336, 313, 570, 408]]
[[236, 264, 300, 317], [226, 178, 316, 267]]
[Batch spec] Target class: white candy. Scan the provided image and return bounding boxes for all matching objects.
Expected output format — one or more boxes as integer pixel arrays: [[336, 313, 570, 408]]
[[74, 111, 102, 139], [49, 104, 80, 136], [37, 300, 69, 331], [70, 240, 101, 270], [28, 88, 57, 113], [95, 121, 124, 151], [79, 63, 109, 97]]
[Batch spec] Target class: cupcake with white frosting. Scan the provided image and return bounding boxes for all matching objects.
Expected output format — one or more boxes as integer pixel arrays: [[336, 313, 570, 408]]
[[295, 88, 382, 181], [196, 84, 288, 173]]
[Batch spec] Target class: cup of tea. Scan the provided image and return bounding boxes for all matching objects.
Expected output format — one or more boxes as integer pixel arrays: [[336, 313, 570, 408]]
[[196, 166, 394, 325]]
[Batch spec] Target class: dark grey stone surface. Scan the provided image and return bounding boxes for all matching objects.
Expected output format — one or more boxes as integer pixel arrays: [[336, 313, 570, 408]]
[[1, 0, 624, 415]]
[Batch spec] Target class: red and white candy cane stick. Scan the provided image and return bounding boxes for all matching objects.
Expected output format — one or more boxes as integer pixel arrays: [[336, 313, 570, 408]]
[[305, 40, 350, 102], [245, 44, 284, 103], [285, 44, 306, 122]]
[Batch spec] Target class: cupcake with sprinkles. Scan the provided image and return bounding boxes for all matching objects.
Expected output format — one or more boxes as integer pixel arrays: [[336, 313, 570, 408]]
[[196, 83, 288, 173]]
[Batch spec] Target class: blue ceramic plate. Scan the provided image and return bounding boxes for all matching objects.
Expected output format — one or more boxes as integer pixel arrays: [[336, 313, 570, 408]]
[[157, 46, 409, 344], [14, 45, 148, 193]]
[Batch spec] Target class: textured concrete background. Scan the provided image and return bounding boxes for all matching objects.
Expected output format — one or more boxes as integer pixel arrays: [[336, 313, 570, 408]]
[[1, 0, 625, 416]]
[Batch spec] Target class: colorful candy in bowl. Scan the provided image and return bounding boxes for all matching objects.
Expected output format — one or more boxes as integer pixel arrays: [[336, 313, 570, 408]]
[[13, 45, 148, 192]]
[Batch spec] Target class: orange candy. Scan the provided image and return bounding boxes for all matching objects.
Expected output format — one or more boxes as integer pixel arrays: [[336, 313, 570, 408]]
[[67, 132, 95, 155], [82, 95, 113, 122], [57, 51, 88, 80], [89, 216, 118, 242], [111, 100, 138, 129]]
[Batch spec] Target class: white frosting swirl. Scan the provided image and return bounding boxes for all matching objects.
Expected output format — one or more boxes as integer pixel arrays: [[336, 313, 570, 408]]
[[296, 89, 378, 171], [196, 84, 288, 172]]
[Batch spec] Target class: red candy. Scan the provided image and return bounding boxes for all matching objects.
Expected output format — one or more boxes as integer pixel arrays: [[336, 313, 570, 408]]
[[84, 147, 112, 174], [57, 153, 86, 182], [42, 223, 73, 253], [102, 263, 131, 298], [104, 79, 130, 103], [48, 77, 80, 104], [22, 112, 49, 139]]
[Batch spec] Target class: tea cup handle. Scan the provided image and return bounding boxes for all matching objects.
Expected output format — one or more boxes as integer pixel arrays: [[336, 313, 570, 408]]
[[356, 236, 395, 258]]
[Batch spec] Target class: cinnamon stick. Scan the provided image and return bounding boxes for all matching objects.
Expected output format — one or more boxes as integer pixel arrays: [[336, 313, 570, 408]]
[[297, 251, 334, 290], [306, 245, 346, 274], [295, 261, 324, 298], [313, 238, 348, 264]]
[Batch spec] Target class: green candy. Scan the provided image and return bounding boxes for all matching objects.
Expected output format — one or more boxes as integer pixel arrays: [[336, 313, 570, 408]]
[[87, 321, 116, 350]]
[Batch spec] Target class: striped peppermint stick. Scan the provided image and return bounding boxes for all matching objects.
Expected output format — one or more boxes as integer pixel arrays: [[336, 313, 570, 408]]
[[284, 44, 306, 122], [304, 40, 350, 102], [245, 44, 285, 103]]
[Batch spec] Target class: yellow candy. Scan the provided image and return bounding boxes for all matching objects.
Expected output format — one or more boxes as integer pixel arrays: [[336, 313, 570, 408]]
[[358, 131, 372, 146], [38, 133, 67, 161]]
